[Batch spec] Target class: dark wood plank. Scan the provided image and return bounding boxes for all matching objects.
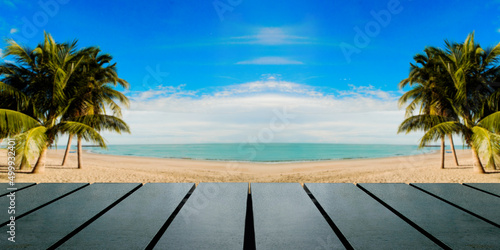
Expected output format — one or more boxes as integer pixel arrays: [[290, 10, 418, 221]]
[[59, 183, 193, 250], [0, 183, 36, 196], [0, 183, 140, 250], [359, 183, 500, 249], [153, 183, 248, 249], [463, 183, 500, 197], [252, 183, 344, 249], [412, 183, 500, 227], [1, 183, 88, 225], [306, 183, 439, 249]]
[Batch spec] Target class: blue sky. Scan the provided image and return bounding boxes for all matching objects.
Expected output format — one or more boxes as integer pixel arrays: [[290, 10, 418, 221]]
[[1, 0, 500, 144]]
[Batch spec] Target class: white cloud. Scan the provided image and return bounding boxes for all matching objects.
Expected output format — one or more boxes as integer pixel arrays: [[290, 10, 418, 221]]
[[236, 57, 304, 65], [213, 80, 323, 98], [231, 27, 310, 45], [97, 80, 425, 145], [0, 49, 3, 58], [128, 84, 197, 102], [339, 85, 393, 99], [10, 28, 18, 34]]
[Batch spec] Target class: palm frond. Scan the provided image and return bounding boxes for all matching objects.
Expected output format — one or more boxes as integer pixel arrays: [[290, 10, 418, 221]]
[[0, 81, 30, 110], [477, 111, 500, 133], [14, 126, 47, 169], [70, 114, 130, 133], [0, 109, 40, 136], [4, 39, 35, 65], [419, 121, 465, 147], [398, 114, 451, 134], [57, 121, 107, 148], [471, 126, 500, 169], [488, 88, 500, 111]]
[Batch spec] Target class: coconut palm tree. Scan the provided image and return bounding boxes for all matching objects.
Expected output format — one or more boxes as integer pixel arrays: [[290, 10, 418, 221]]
[[400, 33, 500, 174], [0, 33, 93, 172], [0, 32, 129, 173], [398, 47, 459, 168], [61, 47, 130, 168], [432, 33, 500, 173]]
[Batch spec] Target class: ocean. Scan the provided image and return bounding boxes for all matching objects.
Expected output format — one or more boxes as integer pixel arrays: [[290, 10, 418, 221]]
[[85, 143, 439, 163]]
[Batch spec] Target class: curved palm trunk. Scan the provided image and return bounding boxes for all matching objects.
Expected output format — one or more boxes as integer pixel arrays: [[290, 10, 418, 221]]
[[440, 136, 445, 169], [77, 136, 83, 169], [32, 145, 48, 174], [448, 134, 459, 166], [61, 135, 73, 166], [471, 146, 485, 174]]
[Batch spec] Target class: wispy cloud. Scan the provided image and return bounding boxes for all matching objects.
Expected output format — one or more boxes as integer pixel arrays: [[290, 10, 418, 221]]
[[212, 80, 322, 98], [10, 28, 18, 34], [157, 27, 314, 49], [236, 57, 304, 65], [339, 85, 394, 100], [101, 80, 420, 144], [231, 27, 311, 45], [128, 84, 197, 102]]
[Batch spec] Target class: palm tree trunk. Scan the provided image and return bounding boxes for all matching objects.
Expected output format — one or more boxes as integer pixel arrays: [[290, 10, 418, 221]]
[[77, 136, 83, 169], [448, 134, 459, 166], [471, 146, 485, 174], [61, 135, 73, 166], [32, 145, 48, 174], [440, 136, 445, 169]]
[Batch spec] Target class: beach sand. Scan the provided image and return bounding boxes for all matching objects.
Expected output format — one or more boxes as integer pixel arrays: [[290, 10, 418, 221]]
[[0, 149, 499, 183]]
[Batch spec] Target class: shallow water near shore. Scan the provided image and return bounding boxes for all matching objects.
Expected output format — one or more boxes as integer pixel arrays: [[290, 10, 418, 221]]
[[83, 143, 447, 162]]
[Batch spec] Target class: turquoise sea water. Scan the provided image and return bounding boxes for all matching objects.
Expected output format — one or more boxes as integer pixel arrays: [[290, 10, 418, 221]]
[[85, 143, 438, 163]]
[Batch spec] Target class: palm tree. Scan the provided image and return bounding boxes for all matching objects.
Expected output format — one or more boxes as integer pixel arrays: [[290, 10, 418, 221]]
[[432, 33, 500, 173], [61, 47, 130, 168], [0, 33, 129, 173], [398, 47, 459, 169], [400, 33, 500, 174]]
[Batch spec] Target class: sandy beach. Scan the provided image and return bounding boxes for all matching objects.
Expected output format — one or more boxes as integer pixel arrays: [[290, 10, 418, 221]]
[[0, 149, 499, 183]]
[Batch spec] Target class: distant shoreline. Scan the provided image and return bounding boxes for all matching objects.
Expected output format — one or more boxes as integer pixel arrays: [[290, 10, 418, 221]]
[[83, 148, 438, 164], [74, 143, 440, 164]]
